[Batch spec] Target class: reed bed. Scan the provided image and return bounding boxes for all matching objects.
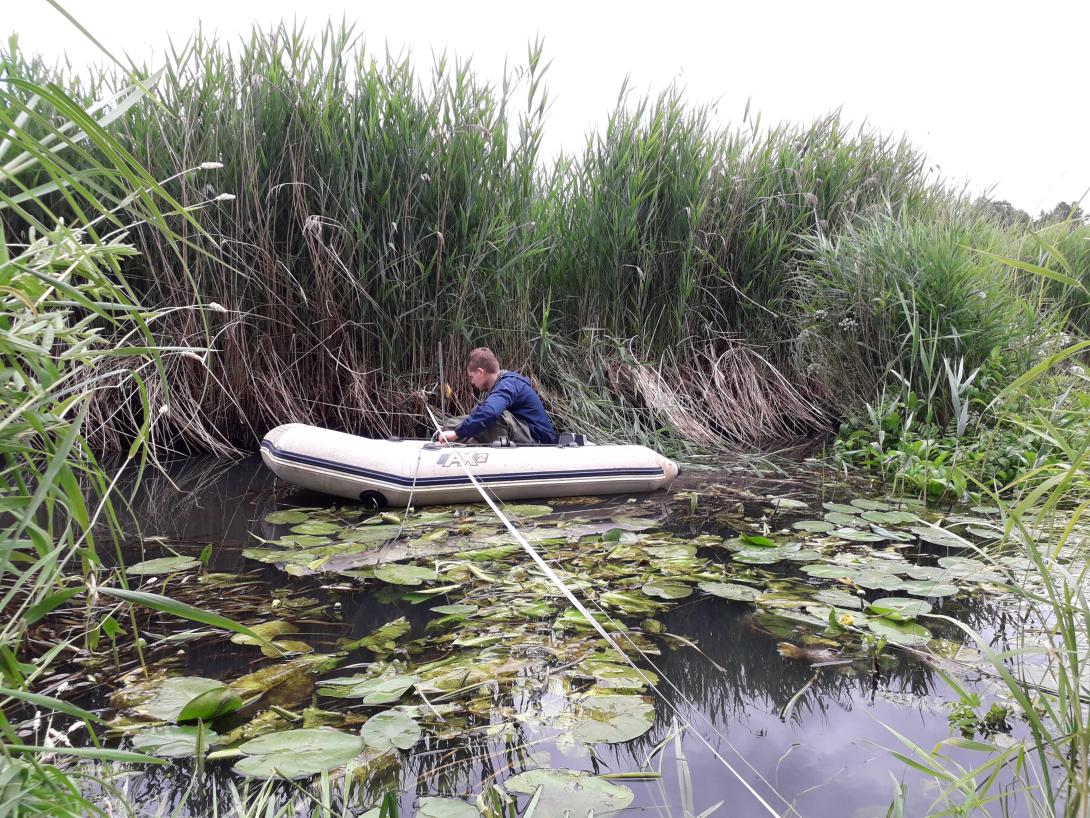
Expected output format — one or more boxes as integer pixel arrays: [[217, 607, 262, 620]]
[[9, 22, 1023, 454]]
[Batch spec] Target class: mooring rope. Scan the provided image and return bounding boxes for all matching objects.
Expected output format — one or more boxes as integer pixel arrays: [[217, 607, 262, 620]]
[[420, 406, 789, 818]]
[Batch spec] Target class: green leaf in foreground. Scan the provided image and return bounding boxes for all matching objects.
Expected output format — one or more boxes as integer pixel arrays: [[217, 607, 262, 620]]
[[868, 616, 932, 646], [126, 556, 201, 576], [359, 710, 421, 752], [504, 769, 633, 815], [698, 582, 759, 602], [373, 564, 438, 586], [569, 694, 654, 744], [233, 728, 363, 779], [137, 677, 241, 723], [417, 797, 480, 818], [867, 597, 933, 622], [131, 725, 219, 758]]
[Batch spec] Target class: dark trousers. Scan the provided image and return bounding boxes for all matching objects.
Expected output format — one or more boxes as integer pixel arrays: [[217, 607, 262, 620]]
[[443, 411, 534, 444]]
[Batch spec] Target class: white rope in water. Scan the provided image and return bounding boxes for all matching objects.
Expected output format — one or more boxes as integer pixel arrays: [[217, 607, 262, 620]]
[[422, 407, 788, 818]]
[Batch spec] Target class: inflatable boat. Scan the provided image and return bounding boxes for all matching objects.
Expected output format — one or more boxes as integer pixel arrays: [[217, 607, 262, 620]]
[[260, 423, 679, 506]]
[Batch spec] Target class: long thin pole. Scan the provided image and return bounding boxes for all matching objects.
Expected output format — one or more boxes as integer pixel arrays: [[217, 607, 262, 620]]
[[438, 341, 446, 417]]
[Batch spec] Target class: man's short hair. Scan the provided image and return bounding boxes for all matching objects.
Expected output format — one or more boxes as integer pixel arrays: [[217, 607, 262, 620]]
[[466, 347, 500, 374]]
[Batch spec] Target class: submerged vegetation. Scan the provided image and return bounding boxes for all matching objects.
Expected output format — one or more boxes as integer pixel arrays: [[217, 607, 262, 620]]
[[5, 11, 1090, 818]]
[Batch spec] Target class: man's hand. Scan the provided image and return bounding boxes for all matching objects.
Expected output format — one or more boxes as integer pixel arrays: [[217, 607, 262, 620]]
[[437, 430, 459, 444]]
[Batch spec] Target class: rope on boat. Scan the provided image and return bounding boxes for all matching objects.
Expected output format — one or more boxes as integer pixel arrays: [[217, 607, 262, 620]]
[[421, 407, 789, 818]]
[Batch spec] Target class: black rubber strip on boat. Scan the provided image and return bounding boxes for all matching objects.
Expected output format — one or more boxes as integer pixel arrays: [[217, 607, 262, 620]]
[[260, 439, 664, 488]]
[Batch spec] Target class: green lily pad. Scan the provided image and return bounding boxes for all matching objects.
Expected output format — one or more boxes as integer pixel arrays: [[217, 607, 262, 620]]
[[504, 769, 633, 815], [833, 528, 885, 542], [850, 498, 893, 511], [126, 557, 201, 576], [233, 728, 363, 779], [417, 797, 480, 818], [264, 510, 310, 525], [899, 580, 959, 598], [733, 548, 785, 564], [824, 512, 860, 527], [318, 674, 420, 703], [823, 503, 861, 514], [138, 677, 241, 723], [911, 526, 970, 548], [801, 563, 862, 579], [569, 694, 654, 744], [868, 616, 932, 646], [130, 725, 219, 758], [601, 591, 663, 615], [577, 660, 658, 689], [699, 582, 759, 602], [504, 504, 554, 518], [290, 521, 342, 536], [230, 620, 299, 645], [641, 578, 693, 600], [373, 564, 438, 586], [343, 617, 411, 654], [792, 520, 835, 533], [359, 710, 421, 752], [866, 597, 933, 622], [813, 588, 863, 610], [853, 569, 907, 591], [430, 604, 478, 615]]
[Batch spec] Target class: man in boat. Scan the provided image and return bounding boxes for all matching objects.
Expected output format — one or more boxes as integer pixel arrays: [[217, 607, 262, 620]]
[[437, 348, 558, 445]]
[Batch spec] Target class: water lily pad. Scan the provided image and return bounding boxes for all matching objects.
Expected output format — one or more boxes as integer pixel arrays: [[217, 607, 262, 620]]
[[318, 674, 420, 703], [733, 548, 785, 565], [867, 616, 932, 646], [699, 582, 759, 602], [264, 510, 310, 525], [359, 710, 421, 751], [823, 502, 860, 514], [373, 564, 438, 586], [233, 728, 363, 779], [417, 797, 480, 818], [866, 597, 933, 622], [290, 521, 342, 536], [231, 620, 298, 645], [130, 725, 219, 758], [801, 563, 862, 580], [601, 591, 663, 615], [430, 604, 478, 615], [824, 512, 860, 527], [793, 520, 835, 533], [899, 580, 959, 598], [850, 498, 892, 511], [138, 677, 241, 723], [641, 578, 693, 600], [343, 617, 411, 654], [813, 589, 863, 610], [126, 556, 201, 576], [853, 569, 907, 591], [577, 660, 658, 689], [833, 528, 885, 543], [504, 769, 633, 815], [504, 504, 554, 517], [569, 694, 654, 744], [911, 526, 970, 548]]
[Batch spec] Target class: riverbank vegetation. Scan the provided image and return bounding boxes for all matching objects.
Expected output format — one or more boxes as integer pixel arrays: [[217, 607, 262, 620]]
[[9, 23, 1085, 458], [5, 16, 1090, 818]]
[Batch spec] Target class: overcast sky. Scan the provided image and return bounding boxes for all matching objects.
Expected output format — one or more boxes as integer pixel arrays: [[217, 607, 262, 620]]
[[11, 0, 1090, 213]]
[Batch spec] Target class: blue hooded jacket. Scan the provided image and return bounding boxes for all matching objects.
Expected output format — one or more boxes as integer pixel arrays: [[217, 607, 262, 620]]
[[456, 370, 558, 444]]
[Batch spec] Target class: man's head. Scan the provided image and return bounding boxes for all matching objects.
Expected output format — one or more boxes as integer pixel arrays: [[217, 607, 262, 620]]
[[466, 347, 500, 391]]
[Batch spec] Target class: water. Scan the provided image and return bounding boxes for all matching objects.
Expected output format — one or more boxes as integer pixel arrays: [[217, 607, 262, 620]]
[[65, 455, 1024, 817]]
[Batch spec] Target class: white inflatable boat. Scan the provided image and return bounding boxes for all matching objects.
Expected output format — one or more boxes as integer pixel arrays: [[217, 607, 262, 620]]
[[260, 423, 679, 506]]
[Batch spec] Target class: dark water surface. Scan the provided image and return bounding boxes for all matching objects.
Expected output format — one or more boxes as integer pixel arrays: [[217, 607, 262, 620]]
[[76, 455, 1021, 818]]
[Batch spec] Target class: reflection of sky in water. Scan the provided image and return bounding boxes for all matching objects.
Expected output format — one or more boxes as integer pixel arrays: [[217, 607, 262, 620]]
[[88, 456, 1025, 817]]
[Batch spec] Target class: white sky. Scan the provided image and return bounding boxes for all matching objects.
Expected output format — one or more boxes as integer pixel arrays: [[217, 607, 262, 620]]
[[11, 0, 1090, 214]]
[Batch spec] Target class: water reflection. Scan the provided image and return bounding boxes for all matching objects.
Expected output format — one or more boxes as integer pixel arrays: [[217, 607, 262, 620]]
[[81, 456, 1023, 817]]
